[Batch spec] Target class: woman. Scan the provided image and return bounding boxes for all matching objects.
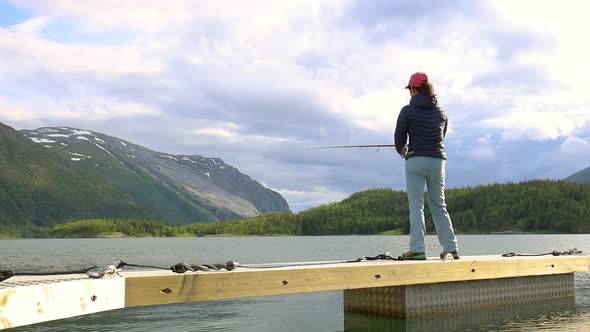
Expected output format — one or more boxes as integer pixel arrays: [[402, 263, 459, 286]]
[[394, 72, 459, 260]]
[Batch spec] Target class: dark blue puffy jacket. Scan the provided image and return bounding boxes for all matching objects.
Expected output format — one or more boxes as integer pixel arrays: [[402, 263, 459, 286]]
[[394, 93, 448, 160]]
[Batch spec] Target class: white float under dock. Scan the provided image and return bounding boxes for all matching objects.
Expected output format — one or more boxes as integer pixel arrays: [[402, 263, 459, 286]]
[[1, 254, 589, 330]]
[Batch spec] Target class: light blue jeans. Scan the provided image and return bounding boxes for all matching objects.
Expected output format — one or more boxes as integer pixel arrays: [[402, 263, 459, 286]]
[[405, 156, 458, 253]]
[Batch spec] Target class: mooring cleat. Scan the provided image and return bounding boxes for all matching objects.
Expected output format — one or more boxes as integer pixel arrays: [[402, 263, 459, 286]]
[[441, 252, 453, 261], [440, 250, 460, 260]]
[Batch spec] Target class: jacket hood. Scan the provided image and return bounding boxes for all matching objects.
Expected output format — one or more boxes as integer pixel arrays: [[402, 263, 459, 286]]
[[410, 93, 437, 109]]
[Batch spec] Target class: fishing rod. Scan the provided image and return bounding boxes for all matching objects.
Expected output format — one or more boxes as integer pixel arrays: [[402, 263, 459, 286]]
[[305, 144, 396, 151]]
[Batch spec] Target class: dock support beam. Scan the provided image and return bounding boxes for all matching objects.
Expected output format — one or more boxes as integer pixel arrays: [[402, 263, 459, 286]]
[[344, 273, 574, 318]]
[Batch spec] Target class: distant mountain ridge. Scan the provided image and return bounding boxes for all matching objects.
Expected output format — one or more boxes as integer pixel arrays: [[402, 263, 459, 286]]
[[0, 122, 289, 226], [564, 166, 590, 184]]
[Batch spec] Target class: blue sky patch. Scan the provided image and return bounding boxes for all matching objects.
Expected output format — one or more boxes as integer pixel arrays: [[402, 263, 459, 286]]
[[0, 0, 32, 27], [41, 19, 135, 45]]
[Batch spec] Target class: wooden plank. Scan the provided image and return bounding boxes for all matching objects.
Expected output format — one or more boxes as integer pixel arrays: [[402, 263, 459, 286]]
[[1, 255, 589, 330], [124, 255, 590, 307], [0, 276, 124, 330]]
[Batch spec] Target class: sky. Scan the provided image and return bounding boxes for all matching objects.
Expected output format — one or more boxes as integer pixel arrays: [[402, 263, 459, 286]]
[[1, 0, 590, 212]]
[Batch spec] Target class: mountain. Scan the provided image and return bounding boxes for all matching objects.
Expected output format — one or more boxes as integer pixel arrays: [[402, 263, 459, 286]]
[[564, 166, 590, 184], [0, 121, 289, 226], [18, 126, 290, 224], [0, 122, 144, 226]]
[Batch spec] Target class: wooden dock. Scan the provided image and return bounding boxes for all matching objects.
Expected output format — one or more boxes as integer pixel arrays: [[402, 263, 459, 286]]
[[1, 254, 589, 329]]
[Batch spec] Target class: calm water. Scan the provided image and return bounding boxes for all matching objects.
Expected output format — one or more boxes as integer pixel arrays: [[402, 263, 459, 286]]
[[2, 235, 590, 331]]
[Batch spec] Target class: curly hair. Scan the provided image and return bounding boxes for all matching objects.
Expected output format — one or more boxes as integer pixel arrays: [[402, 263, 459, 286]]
[[415, 82, 436, 97]]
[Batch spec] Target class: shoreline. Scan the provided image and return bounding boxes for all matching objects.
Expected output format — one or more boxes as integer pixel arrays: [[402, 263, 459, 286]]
[[2, 232, 589, 240]]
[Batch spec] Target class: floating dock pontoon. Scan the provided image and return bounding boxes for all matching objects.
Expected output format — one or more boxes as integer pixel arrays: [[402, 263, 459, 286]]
[[1, 254, 589, 330]]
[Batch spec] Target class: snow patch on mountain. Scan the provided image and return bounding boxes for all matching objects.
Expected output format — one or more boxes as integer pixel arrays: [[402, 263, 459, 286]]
[[182, 156, 200, 164], [30, 137, 56, 143], [95, 143, 120, 162], [70, 129, 93, 136], [68, 151, 91, 159]]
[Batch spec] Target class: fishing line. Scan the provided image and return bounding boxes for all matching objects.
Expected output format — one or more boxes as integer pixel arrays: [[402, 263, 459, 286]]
[[305, 144, 396, 151]]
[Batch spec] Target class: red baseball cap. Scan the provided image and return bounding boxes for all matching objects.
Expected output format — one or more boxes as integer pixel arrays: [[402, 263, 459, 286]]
[[405, 72, 428, 89]]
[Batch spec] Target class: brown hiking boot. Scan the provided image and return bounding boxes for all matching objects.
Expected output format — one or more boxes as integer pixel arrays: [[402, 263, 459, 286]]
[[402, 250, 426, 260]]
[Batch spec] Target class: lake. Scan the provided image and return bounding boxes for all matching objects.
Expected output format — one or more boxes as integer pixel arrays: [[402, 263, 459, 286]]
[[2, 235, 590, 331]]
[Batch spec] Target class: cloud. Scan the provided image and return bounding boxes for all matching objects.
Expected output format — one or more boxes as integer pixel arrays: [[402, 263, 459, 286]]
[[7, 15, 52, 35], [343, 0, 487, 43], [0, 97, 36, 122], [193, 127, 237, 139], [471, 65, 561, 93], [545, 137, 590, 178], [483, 110, 589, 142], [277, 186, 349, 212], [465, 136, 495, 160], [557, 137, 590, 161], [13, 0, 189, 33], [0, 29, 162, 80], [1, 0, 590, 212]]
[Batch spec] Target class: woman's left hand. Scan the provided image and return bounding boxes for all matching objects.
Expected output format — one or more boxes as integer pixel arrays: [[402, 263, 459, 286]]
[[399, 146, 408, 158]]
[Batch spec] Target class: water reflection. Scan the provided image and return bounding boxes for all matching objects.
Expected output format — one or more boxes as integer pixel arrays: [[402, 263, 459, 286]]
[[344, 297, 583, 331]]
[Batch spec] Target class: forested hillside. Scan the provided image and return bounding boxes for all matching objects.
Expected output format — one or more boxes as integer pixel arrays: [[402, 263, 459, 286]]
[[0, 123, 143, 227], [4, 179, 589, 238]]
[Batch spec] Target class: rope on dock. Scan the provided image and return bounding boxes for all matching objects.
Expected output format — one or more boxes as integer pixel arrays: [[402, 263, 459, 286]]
[[1, 249, 583, 283], [502, 248, 582, 257]]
